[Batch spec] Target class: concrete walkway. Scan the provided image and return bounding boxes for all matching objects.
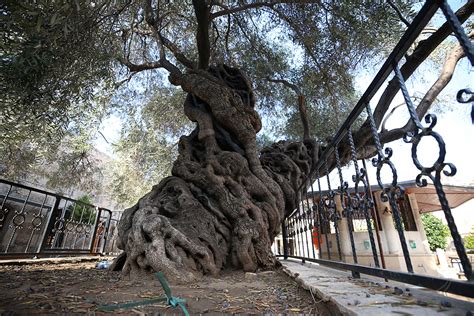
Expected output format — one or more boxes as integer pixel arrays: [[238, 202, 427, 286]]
[[280, 258, 474, 315]]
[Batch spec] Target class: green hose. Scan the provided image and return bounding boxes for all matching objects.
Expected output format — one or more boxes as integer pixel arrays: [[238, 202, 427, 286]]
[[96, 271, 190, 316]]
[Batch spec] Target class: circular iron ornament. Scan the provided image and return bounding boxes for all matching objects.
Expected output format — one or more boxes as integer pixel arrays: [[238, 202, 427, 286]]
[[12, 212, 26, 227], [415, 134, 447, 173], [338, 180, 349, 192], [0, 207, 8, 222], [373, 157, 398, 188], [404, 113, 457, 185], [52, 217, 65, 233], [372, 149, 404, 203], [76, 223, 85, 234], [66, 221, 75, 232], [31, 215, 43, 230], [456, 88, 474, 103]]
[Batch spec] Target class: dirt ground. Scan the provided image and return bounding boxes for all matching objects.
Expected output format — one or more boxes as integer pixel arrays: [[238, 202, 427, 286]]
[[0, 260, 337, 315]]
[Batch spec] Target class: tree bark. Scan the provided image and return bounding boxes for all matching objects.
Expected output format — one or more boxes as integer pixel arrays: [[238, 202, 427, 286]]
[[193, 0, 211, 69], [298, 94, 311, 141], [113, 65, 318, 282]]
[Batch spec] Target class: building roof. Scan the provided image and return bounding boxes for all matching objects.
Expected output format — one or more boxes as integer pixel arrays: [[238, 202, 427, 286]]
[[306, 180, 474, 213]]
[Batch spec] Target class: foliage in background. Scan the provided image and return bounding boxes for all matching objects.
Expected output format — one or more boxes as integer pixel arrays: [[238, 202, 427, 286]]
[[107, 86, 192, 208], [0, 0, 438, 206], [0, 0, 116, 191], [464, 226, 474, 250], [68, 195, 97, 223], [228, 2, 412, 141], [421, 214, 450, 252]]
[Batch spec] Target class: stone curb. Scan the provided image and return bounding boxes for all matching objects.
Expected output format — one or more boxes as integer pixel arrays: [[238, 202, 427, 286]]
[[280, 259, 474, 316], [281, 263, 357, 316]]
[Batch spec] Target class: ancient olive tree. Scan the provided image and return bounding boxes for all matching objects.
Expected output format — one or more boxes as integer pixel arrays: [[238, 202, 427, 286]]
[[108, 1, 405, 280], [2, 0, 472, 281]]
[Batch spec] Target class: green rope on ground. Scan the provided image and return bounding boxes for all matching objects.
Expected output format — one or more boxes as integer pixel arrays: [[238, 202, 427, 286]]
[[95, 272, 190, 315], [155, 272, 190, 316], [98, 297, 167, 311]]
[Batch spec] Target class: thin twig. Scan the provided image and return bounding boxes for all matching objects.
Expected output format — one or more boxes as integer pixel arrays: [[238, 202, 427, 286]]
[[387, 0, 411, 27], [309, 287, 324, 304]]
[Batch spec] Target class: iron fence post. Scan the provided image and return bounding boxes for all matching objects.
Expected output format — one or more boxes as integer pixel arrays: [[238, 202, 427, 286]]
[[39, 196, 61, 253], [100, 208, 112, 254], [282, 221, 288, 260], [89, 207, 102, 254]]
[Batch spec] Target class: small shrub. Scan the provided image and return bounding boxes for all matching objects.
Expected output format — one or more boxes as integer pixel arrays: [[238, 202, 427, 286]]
[[464, 226, 474, 250], [421, 214, 450, 252]]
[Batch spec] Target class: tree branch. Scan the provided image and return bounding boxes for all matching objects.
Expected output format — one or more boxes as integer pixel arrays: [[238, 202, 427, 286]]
[[267, 6, 338, 101], [267, 77, 311, 140], [224, 13, 231, 57], [210, 0, 321, 20], [380, 33, 471, 144], [141, 0, 183, 76], [97, 130, 117, 145], [192, 0, 211, 69], [123, 24, 201, 70], [353, 0, 474, 149], [118, 55, 182, 79], [387, 0, 411, 27], [159, 34, 196, 69], [114, 72, 139, 88], [210, 2, 277, 19], [266, 77, 301, 95], [118, 57, 162, 72], [379, 97, 422, 132]]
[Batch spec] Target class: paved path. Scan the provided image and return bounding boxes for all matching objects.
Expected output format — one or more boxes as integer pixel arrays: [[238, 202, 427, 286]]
[[280, 258, 474, 315]]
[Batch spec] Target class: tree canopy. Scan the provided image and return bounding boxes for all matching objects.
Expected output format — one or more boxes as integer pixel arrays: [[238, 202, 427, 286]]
[[0, 0, 407, 190], [1, 0, 471, 205]]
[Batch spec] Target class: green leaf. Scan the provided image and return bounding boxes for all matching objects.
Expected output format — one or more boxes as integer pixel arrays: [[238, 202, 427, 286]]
[[50, 13, 57, 25]]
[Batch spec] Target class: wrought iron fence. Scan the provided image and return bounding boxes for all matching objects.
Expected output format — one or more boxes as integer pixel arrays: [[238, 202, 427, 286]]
[[279, 0, 474, 298], [0, 178, 113, 258]]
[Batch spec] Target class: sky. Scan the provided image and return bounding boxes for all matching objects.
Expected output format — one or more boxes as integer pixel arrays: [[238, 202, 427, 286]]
[[93, 1, 474, 191], [320, 56, 473, 192]]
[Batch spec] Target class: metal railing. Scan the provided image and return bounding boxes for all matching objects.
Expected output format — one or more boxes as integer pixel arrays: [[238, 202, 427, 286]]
[[279, 0, 474, 298], [0, 178, 113, 258]]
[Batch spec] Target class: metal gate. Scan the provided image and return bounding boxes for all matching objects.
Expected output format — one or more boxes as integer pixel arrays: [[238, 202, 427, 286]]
[[0, 178, 112, 258]]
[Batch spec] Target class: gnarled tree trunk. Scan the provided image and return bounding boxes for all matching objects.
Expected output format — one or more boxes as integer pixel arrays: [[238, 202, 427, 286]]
[[113, 65, 317, 282]]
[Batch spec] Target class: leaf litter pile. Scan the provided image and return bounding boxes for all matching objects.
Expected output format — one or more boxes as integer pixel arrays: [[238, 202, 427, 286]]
[[0, 260, 337, 314]]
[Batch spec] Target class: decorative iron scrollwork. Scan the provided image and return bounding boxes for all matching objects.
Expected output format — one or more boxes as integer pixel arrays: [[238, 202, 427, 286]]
[[11, 211, 26, 229], [334, 143, 358, 265], [0, 207, 8, 228], [324, 158, 342, 260], [347, 129, 380, 267], [30, 215, 43, 231], [366, 101, 412, 272], [393, 64, 472, 280], [52, 217, 65, 233]]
